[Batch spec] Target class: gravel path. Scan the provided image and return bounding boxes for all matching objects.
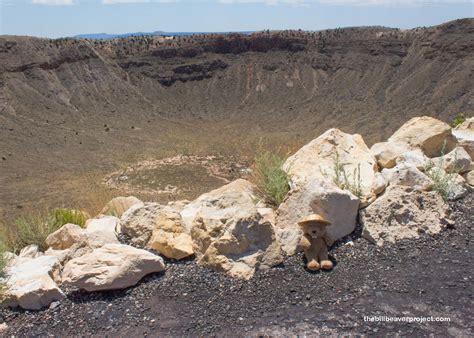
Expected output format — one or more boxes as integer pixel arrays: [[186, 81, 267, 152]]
[[1, 193, 473, 337]]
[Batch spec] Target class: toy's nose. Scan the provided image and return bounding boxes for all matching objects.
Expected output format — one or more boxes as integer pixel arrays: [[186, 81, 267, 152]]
[[312, 230, 317, 234]]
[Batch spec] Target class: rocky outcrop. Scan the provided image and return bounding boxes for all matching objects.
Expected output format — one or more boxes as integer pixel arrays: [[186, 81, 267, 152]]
[[453, 117, 474, 159], [18, 244, 43, 259], [2, 255, 64, 310], [61, 244, 165, 292], [360, 186, 451, 246], [464, 170, 474, 186], [84, 216, 120, 247], [119, 202, 194, 260], [388, 116, 457, 158], [431, 146, 472, 174], [395, 149, 429, 170], [275, 179, 359, 255], [45, 217, 120, 252], [283, 128, 378, 199], [381, 163, 433, 191], [184, 179, 282, 279], [180, 179, 258, 229], [147, 207, 193, 260], [100, 196, 143, 217], [46, 223, 86, 250], [119, 203, 163, 246], [370, 141, 412, 169]]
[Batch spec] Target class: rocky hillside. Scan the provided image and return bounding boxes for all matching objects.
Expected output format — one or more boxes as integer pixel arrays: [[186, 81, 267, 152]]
[[1, 115, 473, 336], [0, 18, 473, 218]]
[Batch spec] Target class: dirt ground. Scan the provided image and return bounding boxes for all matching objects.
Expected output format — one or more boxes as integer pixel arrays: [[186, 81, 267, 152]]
[[1, 193, 472, 337]]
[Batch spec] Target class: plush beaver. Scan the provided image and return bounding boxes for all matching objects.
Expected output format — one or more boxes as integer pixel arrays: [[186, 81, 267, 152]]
[[298, 214, 333, 271]]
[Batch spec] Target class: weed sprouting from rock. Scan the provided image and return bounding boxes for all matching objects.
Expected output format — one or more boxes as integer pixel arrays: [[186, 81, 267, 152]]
[[322, 152, 363, 198], [451, 112, 466, 128], [424, 142, 459, 201], [251, 148, 290, 207]]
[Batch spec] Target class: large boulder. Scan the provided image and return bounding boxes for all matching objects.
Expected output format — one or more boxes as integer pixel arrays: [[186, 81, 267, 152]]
[[360, 186, 451, 246], [191, 212, 282, 280], [370, 141, 412, 169], [61, 243, 165, 292], [2, 255, 64, 310], [283, 128, 378, 199], [431, 146, 472, 174], [381, 163, 433, 191], [464, 170, 474, 186], [119, 203, 164, 246], [453, 117, 474, 159], [101, 196, 143, 217], [18, 244, 43, 259], [184, 179, 282, 279], [147, 207, 193, 260], [181, 179, 258, 229], [84, 216, 120, 247], [45, 217, 119, 251], [46, 223, 86, 250], [275, 179, 360, 255], [395, 149, 429, 170], [388, 116, 457, 158]]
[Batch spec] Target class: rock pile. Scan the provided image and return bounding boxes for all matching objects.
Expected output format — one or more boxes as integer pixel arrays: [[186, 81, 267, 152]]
[[1, 116, 473, 310]]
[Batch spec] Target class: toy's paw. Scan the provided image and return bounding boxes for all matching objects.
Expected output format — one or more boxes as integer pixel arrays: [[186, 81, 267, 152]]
[[321, 260, 333, 270], [307, 260, 320, 271]]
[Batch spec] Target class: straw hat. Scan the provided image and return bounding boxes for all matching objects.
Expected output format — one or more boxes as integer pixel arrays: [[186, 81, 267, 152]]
[[297, 213, 331, 226]]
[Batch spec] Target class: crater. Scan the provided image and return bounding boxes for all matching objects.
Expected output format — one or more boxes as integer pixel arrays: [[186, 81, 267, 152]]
[[104, 155, 249, 201]]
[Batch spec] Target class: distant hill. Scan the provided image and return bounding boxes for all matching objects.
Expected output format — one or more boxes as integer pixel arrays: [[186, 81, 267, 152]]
[[74, 31, 253, 40]]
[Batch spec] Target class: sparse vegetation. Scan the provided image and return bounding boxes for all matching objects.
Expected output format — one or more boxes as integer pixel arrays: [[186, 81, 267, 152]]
[[323, 153, 363, 198], [51, 208, 87, 228], [0, 238, 9, 299], [451, 113, 466, 128], [0, 208, 88, 254], [251, 148, 290, 207], [424, 144, 459, 201]]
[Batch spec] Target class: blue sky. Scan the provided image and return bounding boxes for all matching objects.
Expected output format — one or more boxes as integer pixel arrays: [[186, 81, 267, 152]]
[[1, 0, 473, 38]]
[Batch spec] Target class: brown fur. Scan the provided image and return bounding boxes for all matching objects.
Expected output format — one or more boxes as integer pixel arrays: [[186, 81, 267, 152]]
[[299, 222, 333, 271]]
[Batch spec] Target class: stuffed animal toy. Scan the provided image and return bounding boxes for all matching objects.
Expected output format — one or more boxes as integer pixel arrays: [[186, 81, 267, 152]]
[[298, 214, 333, 271]]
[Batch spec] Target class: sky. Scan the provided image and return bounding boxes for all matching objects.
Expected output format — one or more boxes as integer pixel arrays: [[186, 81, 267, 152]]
[[1, 0, 473, 38]]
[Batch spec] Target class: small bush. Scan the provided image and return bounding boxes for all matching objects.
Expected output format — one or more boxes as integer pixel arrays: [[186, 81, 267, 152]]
[[322, 153, 363, 198], [4, 213, 61, 253], [251, 149, 290, 207], [51, 208, 87, 228], [0, 239, 9, 298], [424, 146, 459, 201], [451, 113, 466, 128], [0, 208, 87, 254]]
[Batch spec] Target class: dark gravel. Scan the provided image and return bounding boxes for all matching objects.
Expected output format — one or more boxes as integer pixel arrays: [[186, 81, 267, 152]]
[[1, 193, 473, 337]]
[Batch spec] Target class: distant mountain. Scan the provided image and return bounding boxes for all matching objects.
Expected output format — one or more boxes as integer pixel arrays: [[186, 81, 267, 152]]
[[74, 31, 253, 40]]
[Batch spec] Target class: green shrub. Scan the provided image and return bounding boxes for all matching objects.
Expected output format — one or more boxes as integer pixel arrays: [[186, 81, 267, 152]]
[[451, 113, 466, 128], [322, 152, 363, 198], [251, 149, 290, 207], [0, 208, 87, 254], [5, 213, 62, 253], [51, 208, 87, 228], [424, 145, 459, 201], [0, 239, 9, 298]]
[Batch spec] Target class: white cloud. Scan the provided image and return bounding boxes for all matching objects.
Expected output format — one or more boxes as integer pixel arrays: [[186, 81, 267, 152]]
[[31, 0, 74, 4]]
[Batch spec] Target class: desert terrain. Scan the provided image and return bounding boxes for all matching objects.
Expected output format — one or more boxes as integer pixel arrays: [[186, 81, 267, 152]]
[[0, 18, 473, 337], [1, 18, 473, 219]]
